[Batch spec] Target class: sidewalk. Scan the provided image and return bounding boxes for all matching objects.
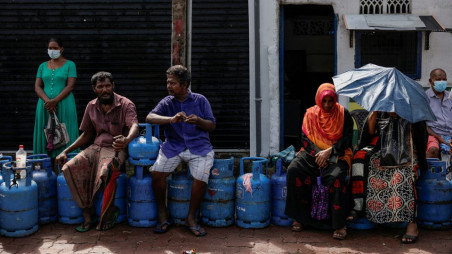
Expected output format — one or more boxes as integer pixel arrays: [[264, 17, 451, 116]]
[[1, 222, 450, 253]]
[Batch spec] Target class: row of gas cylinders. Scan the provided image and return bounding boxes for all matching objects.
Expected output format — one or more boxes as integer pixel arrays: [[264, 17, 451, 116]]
[[127, 156, 292, 229], [0, 153, 290, 237], [348, 158, 452, 230]]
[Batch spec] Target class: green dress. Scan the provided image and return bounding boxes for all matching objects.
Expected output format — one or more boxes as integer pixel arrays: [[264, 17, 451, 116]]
[[33, 60, 80, 158]]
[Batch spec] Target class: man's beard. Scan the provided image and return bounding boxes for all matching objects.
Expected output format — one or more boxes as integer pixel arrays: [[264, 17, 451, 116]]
[[98, 93, 114, 105]]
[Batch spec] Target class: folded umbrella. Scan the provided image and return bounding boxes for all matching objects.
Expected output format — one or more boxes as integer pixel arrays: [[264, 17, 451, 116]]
[[333, 63, 436, 123]]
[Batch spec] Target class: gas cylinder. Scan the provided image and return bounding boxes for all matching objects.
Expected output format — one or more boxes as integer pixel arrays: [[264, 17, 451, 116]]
[[94, 172, 128, 223], [28, 154, 57, 224], [236, 157, 271, 228], [270, 158, 293, 226], [347, 217, 376, 230], [168, 169, 193, 225], [128, 123, 160, 166], [0, 156, 13, 184], [57, 153, 83, 224], [417, 160, 452, 229], [128, 165, 157, 227], [201, 157, 235, 227], [0, 162, 38, 237]]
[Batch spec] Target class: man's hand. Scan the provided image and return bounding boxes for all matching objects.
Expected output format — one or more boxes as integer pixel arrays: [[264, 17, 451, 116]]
[[315, 147, 332, 168], [112, 135, 129, 152], [55, 151, 68, 166], [184, 114, 199, 125], [438, 136, 448, 145], [169, 111, 188, 124], [449, 139, 452, 155]]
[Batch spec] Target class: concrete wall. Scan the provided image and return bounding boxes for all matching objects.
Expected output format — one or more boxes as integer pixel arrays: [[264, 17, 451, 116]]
[[250, 0, 452, 156]]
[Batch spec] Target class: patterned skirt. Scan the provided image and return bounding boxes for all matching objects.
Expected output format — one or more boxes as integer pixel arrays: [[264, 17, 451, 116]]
[[352, 147, 416, 223]]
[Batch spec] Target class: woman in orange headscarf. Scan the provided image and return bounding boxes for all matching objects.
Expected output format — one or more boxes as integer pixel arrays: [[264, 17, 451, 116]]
[[285, 83, 353, 240]]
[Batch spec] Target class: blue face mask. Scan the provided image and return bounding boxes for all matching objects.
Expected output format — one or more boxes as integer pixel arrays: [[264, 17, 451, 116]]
[[434, 80, 447, 92]]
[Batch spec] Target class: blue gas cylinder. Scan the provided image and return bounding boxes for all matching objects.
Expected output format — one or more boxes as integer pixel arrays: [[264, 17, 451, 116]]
[[347, 217, 376, 230], [57, 153, 83, 224], [168, 169, 193, 225], [94, 172, 128, 223], [128, 123, 160, 166], [0, 156, 13, 184], [27, 154, 58, 224], [416, 160, 452, 229], [201, 157, 235, 227], [128, 165, 158, 227], [236, 157, 271, 228], [0, 162, 38, 237], [271, 158, 293, 227]]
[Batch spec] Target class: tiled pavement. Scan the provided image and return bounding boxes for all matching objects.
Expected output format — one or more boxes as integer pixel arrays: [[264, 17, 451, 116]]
[[0, 222, 451, 253]]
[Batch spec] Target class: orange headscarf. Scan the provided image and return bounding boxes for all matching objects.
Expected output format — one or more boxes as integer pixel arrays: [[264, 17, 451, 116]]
[[302, 83, 345, 150]]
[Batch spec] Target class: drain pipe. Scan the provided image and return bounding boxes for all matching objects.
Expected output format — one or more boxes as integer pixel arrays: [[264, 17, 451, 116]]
[[249, 0, 261, 157]]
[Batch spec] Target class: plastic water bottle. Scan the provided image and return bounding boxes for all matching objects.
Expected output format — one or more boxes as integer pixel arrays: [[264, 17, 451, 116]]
[[16, 145, 27, 179]]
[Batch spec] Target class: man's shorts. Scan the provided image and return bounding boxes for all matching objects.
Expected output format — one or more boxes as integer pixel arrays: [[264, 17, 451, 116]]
[[427, 135, 451, 153], [151, 149, 214, 183]]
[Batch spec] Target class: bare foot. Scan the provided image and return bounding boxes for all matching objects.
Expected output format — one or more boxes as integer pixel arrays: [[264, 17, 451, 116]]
[[333, 227, 347, 240]]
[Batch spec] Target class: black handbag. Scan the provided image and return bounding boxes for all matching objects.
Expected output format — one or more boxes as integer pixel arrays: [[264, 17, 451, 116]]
[[378, 115, 412, 167]]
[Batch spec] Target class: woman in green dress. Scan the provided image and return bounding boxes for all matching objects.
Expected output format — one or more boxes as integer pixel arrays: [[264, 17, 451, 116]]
[[33, 38, 79, 165]]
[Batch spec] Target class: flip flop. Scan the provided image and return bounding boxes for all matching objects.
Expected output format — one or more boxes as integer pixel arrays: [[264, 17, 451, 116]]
[[186, 224, 207, 237], [153, 220, 173, 234], [401, 234, 418, 244], [75, 215, 98, 232], [76, 221, 95, 232]]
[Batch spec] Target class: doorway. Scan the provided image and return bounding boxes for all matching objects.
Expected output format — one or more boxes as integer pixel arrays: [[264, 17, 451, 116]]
[[281, 4, 336, 150]]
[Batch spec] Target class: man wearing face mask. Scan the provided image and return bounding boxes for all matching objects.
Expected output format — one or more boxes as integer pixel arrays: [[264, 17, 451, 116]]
[[56, 71, 138, 232], [425, 68, 452, 158]]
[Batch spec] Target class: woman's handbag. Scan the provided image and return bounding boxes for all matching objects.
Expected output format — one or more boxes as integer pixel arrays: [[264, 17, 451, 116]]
[[311, 170, 329, 220], [44, 112, 69, 151], [378, 116, 412, 167]]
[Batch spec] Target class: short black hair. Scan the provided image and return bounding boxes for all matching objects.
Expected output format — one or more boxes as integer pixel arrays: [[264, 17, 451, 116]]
[[91, 71, 114, 86], [48, 38, 63, 47], [166, 65, 191, 87], [430, 68, 446, 79]]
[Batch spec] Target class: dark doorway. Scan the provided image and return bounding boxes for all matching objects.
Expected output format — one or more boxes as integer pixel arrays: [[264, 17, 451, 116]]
[[282, 4, 335, 150]]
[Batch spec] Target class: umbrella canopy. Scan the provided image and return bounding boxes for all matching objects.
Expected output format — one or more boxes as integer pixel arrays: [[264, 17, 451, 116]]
[[333, 64, 436, 123]]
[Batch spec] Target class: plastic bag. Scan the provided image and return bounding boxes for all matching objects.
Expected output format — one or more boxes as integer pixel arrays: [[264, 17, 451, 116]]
[[378, 116, 412, 166], [270, 145, 295, 166]]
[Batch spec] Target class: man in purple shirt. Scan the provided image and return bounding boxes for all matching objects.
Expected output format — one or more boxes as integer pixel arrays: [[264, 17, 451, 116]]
[[146, 65, 215, 237], [56, 72, 138, 232], [425, 68, 452, 158]]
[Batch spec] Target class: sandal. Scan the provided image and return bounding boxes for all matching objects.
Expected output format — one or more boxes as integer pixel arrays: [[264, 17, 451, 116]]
[[401, 234, 418, 244], [153, 220, 173, 234], [186, 224, 207, 237], [97, 206, 119, 231], [290, 222, 303, 232], [75, 214, 98, 232], [76, 220, 95, 232], [333, 227, 347, 240]]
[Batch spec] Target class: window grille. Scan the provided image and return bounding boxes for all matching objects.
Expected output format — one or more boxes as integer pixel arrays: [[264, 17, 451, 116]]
[[360, 0, 411, 14]]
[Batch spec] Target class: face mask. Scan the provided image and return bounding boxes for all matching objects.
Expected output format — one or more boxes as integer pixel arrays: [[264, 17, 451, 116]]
[[48, 49, 61, 59], [434, 80, 447, 92]]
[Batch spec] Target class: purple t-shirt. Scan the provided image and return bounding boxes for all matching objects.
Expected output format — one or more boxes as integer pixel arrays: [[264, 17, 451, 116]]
[[151, 92, 215, 158], [80, 93, 138, 147]]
